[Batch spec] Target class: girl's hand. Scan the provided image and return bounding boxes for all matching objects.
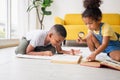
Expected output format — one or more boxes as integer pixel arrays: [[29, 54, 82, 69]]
[[86, 53, 97, 61], [70, 49, 81, 55], [76, 38, 86, 44]]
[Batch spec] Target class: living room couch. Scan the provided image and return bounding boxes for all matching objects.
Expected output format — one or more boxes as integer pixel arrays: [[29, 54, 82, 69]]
[[54, 13, 120, 41]]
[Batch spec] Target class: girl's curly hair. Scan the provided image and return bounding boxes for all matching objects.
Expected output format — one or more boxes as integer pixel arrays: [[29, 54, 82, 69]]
[[82, 0, 103, 21]]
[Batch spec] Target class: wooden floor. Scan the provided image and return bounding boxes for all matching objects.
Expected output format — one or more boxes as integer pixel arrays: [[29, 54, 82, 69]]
[[0, 39, 19, 48]]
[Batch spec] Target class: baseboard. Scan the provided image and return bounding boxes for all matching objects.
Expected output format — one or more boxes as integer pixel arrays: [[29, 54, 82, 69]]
[[0, 39, 19, 48], [64, 40, 87, 47]]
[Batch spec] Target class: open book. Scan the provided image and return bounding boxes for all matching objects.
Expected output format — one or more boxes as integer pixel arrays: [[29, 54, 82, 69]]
[[101, 59, 120, 70], [80, 59, 120, 70]]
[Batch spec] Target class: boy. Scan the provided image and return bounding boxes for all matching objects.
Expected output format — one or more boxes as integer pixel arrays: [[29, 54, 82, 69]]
[[15, 24, 80, 56]]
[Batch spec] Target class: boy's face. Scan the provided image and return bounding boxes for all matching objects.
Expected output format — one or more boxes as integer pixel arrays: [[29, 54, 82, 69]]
[[49, 33, 65, 47], [82, 17, 101, 31]]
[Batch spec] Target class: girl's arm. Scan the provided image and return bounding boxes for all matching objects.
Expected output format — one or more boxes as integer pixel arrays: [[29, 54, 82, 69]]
[[87, 36, 110, 61], [76, 37, 87, 44], [94, 36, 110, 54]]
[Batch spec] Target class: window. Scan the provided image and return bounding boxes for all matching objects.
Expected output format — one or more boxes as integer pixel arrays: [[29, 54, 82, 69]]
[[0, 0, 6, 39], [11, 0, 18, 39], [0, 0, 18, 39]]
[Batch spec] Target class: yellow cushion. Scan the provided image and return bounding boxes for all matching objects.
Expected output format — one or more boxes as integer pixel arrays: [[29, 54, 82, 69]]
[[54, 17, 64, 25], [111, 25, 120, 34], [102, 14, 120, 25], [64, 25, 88, 40], [64, 14, 84, 25]]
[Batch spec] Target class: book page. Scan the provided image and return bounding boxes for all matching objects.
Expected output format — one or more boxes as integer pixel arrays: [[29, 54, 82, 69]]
[[101, 59, 120, 70], [16, 54, 52, 60]]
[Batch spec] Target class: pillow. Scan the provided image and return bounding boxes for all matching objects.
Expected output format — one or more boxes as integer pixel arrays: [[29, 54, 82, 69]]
[[15, 37, 29, 54]]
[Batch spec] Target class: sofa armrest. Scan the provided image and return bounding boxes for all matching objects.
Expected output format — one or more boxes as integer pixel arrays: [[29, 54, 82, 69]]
[[54, 17, 64, 25]]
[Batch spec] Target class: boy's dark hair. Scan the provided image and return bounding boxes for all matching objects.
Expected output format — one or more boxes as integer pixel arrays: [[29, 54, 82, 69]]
[[50, 24, 67, 38], [82, 0, 102, 21]]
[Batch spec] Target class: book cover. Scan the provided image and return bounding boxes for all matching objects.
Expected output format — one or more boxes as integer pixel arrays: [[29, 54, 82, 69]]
[[80, 60, 101, 68], [51, 54, 82, 64]]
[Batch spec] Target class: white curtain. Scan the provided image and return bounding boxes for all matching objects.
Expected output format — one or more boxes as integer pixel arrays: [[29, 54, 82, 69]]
[[17, 0, 37, 38]]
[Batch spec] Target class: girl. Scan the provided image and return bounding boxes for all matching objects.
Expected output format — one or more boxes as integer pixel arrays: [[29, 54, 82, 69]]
[[80, 0, 120, 61]]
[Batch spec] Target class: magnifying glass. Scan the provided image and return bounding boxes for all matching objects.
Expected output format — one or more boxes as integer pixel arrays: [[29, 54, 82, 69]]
[[78, 32, 85, 39]]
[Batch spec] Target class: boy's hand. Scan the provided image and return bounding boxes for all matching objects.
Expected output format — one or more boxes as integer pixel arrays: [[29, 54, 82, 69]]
[[43, 51, 53, 56], [70, 49, 81, 55]]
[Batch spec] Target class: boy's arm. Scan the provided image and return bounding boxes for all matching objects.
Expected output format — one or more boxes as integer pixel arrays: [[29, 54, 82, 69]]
[[26, 44, 53, 56], [56, 44, 71, 54], [56, 45, 80, 55]]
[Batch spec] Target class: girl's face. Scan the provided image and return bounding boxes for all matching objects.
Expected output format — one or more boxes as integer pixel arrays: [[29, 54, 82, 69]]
[[82, 17, 101, 31]]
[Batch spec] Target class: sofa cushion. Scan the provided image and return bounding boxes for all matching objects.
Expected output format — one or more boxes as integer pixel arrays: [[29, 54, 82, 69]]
[[64, 14, 84, 25], [64, 25, 88, 40], [54, 17, 64, 25], [102, 14, 120, 25], [111, 25, 120, 34]]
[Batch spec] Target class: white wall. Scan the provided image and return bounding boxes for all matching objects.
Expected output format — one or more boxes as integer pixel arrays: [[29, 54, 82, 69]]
[[18, 0, 120, 36], [44, 0, 120, 30], [44, 0, 84, 30], [100, 0, 120, 13]]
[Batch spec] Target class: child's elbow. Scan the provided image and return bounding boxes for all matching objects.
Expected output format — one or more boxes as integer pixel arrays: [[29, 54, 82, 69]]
[[26, 49, 32, 55]]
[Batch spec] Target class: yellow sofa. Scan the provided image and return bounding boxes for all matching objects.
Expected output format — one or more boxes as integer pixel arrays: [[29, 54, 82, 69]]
[[54, 14, 120, 41]]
